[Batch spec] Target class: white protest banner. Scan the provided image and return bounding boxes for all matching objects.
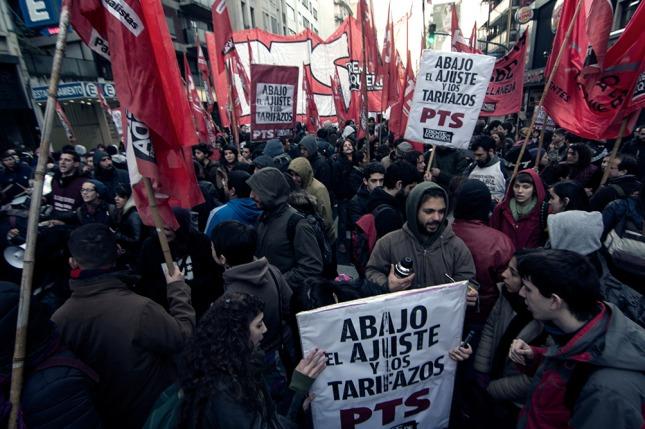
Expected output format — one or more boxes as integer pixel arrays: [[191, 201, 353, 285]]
[[405, 51, 495, 149], [250, 63, 299, 141], [298, 282, 467, 429]]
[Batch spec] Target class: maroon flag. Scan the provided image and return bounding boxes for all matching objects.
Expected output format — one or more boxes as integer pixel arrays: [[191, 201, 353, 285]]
[[184, 52, 209, 143], [66, 0, 203, 229], [543, 0, 645, 139], [205, 31, 229, 129], [250, 64, 299, 141], [196, 34, 215, 113], [356, 0, 381, 75], [303, 69, 320, 133], [582, 0, 613, 76], [480, 31, 528, 116], [380, 4, 400, 109], [55, 101, 75, 143]]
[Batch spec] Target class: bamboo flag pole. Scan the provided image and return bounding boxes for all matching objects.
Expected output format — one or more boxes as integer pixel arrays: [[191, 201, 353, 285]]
[[142, 177, 175, 276], [425, 144, 437, 180], [511, 0, 585, 180], [599, 116, 630, 186], [8, 7, 70, 429], [359, 3, 371, 162]]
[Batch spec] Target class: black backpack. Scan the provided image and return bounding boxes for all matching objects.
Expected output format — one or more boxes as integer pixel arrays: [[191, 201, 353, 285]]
[[287, 210, 335, 279]]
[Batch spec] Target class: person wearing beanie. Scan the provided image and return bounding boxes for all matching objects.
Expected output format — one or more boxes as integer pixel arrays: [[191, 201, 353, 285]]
[[299, 134, 333, 192], [246, 167, 323, 290], [263, 138, 292, 172], [252, 154, 274, 170], [366, 181, 476, 293], [452, 179, 516, 324], [92, 149, 129, 201], [548, 210, 643, 326], [1, 281, 102, 428], [381, 140, 414, 169], [204, 170, 262, 237]]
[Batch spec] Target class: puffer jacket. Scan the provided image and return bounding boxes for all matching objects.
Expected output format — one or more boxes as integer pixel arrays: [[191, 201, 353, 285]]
[[490, 168, 547, 249], [366, 182, 475, 289], [247, 167, 323, 289], [517, 302, 645, 429], [288, 157, 337, 243]]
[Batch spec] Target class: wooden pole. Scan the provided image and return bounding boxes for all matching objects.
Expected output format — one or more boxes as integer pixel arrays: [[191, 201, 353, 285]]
[[142, 177, 175, 276], [8, 7, 70, 429], [599, 117, 630, 186], [425, 144, 437, 179], [534, 126, 547, 171], [510, 0, 585, 181]]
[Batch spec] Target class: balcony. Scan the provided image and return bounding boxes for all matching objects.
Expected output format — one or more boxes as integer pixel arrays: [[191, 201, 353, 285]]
[[178, 0, 212, 21], [24, 53, 98, 79], [488, 0, 520, 26]]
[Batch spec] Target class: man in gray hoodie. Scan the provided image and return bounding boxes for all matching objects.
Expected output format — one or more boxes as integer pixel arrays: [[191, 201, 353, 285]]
[[247, 167, 323, 289], [366, 181, 475, 292]]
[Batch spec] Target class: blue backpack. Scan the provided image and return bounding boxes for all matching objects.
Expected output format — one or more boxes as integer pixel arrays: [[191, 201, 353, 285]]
[[143, 384, 183, 429]]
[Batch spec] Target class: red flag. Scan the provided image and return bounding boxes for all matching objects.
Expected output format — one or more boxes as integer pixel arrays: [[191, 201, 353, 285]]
[[380, 4, 400, 109], [205, 31, 229, 128], [303, 69, 321, 133], [469, 22, 479, 52], [582, 0, 613, 76], [356, 0, 381, 75], [67, 0, 203, 229], [389, 51, 415, 138], [196, 33, 215, 113], [543, 0, 645, 139], [55, 101, 75, 143], [97, 86, 123, 138], [331, 67, 348, 126], [184, 52, 209, 143], [480, 31, 528, 116], [451, 5, 477, 53]]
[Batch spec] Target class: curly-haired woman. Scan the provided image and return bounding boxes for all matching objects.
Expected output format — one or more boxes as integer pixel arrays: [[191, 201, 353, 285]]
[[179, 292, 326, 428]]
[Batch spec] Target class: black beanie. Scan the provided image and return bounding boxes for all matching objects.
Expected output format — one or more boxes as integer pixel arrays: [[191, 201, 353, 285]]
[[453, 179, 491, 223]]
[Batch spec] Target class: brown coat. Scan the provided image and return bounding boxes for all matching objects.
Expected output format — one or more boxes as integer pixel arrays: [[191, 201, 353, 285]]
[[52, 272, 195, 429]]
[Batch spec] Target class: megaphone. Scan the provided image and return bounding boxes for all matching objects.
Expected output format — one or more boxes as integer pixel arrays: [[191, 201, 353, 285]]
[[4, 244, 26, 269]]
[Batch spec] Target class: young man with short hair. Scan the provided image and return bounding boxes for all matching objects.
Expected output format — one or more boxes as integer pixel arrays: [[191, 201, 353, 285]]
[[510, 249, 644, 429], [349, 162, 386, 226], [590, 154, 641, 211], [48, 148, 87, 215], [465, 135, 507, 202]]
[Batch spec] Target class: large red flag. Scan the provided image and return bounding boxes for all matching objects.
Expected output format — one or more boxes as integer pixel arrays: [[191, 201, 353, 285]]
[[389, 51, 415, 139], [331, 67, 348, 126], [380, 4, 400, 109], [67, 0, 203, 229], [543, 0, 645, 139], [303, 69, 321, 133], [196, 34, 215, 113], [481, 31, 528, 116]]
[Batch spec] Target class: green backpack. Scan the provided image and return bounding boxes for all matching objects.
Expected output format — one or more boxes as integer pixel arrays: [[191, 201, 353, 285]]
[[143, 384, 183, 429]]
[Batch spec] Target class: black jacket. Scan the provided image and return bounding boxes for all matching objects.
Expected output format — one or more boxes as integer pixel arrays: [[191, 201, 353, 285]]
[[93, 167, 130, 201], [332, 156, 362, 201], [367, 187, 404, 239], [349, 184, 371, 227], [590, 174, 641, 212]]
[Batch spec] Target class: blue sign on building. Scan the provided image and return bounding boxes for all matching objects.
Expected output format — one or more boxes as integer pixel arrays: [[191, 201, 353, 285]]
[[31, 82, 117, 102], [18, 0, 61, 28]]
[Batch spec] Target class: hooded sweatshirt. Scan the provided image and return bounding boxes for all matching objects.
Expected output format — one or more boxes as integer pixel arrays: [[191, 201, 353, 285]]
[[204, 198, 262, 237], [366, 182, 476, 289], [517, 302, 645, 429], [246, 167, 323, 288], [547, 210, 604, 255], [299, 135, 333, 192], [491, 168, 547, 249], [222, 257, 292, 353], [288, 157, 336, 242]]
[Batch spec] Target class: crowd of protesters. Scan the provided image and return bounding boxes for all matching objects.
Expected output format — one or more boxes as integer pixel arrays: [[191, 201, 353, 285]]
[[0, 118, 644, 429]]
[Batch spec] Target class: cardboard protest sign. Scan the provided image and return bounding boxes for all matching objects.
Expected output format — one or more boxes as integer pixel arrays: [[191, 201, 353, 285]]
[[405, 51, 495, 149], [298, 282, 467, 429], [250, 64, 299, 141]]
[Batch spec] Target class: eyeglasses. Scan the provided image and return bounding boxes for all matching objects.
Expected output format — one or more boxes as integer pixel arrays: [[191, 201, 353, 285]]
[[80, 188, 96, 194]]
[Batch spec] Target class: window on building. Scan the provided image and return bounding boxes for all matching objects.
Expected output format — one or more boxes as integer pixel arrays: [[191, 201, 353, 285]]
[[166, 16, 176, 37], [303, 17, 310, 28], [264, 12, 270, 30], [613, 0, 640, 30], [312, 8, 318, 19], [241, 2, 249, 28], [287, 5, 295, 21], [250, 7, 256, 27], [302, 0, 310, 8], [271, 16, 279, 33]]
